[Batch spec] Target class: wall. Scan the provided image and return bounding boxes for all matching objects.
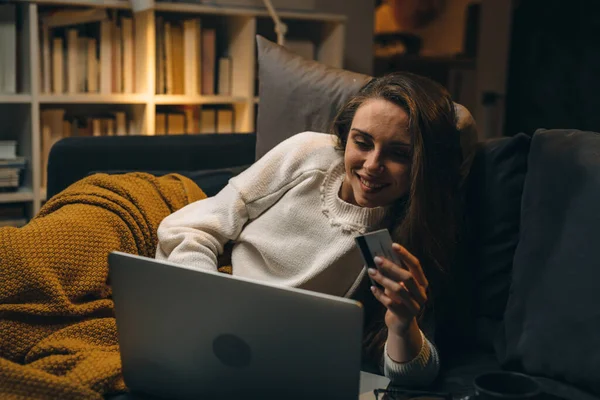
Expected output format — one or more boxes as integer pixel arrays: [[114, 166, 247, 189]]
[[374, 0, 479, 57], [313, 0, 375, 75]]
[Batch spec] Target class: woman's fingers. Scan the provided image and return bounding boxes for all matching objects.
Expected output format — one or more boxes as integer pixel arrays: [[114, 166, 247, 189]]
[[370, 283, 421, 316], [392, 243, 429, 289], [372, 257, 427, 306], [368, 264, 426, 310]]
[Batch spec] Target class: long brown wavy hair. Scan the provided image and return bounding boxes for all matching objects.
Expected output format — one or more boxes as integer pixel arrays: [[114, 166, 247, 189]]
[[330, 71, 464, 362]]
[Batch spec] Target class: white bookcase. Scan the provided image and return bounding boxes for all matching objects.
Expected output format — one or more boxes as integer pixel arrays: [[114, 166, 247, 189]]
[[0, 0, 346, 220]]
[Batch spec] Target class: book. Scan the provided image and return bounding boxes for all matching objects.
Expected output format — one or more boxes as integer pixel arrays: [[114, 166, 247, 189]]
[[134, 10, 148, 94], [77, 37, 88, 92], [183, 19, 200, 96], [155, 17, 165, 94], [41, 23, 51, 93], [100, 18, 112, 94], [201, 28, 216, 95], [87, 38, 98, 92], [112, 20, 122, 93], [184, 106, 199, 134], [218, 57, 231, 95], [0, 157, 25, 167], [121, 17, 134, 93], [155, 113, 166, 135], [114, 111, 127, 136], [164, 22, 173, 94], [217, 108, 234, 133], [200, 108, 216, 133], [67, 29, 79, 93], [171, 22, 184, 95], [52, 37, 64, 93], [167, 112, 186, 135], [0, 141, 17, 160], [0, 4, 16, 93]]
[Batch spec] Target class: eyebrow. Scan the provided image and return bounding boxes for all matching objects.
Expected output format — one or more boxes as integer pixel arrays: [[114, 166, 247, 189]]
[[350, 128, 410, 147]]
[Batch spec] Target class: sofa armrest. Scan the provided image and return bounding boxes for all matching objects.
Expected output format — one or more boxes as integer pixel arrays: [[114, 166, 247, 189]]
[[47, 133, 257, 199]]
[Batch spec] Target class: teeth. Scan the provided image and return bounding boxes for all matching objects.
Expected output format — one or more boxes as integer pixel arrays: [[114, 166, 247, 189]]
[[359, 177, 385, 189]]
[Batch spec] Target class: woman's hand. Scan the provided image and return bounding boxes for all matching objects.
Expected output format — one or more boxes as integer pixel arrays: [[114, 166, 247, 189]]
[[368, 243, 429, 337]]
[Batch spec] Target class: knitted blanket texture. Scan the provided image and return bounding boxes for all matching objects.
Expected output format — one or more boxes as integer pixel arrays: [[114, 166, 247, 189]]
[[0, 172, 206, 399]]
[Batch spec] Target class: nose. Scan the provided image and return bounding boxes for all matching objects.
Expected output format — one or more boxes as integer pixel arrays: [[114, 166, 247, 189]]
[[364, 151, 384, 173]]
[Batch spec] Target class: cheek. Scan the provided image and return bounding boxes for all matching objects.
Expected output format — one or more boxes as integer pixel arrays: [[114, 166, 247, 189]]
[[344, 148, 361, 170], [390, 164, 410, 188]]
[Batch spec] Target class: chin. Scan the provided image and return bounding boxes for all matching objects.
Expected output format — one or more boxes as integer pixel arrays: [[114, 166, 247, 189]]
[[356, 196, 386, 209]]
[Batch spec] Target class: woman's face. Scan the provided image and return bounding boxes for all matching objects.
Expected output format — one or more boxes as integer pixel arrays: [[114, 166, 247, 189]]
[[340, 98, 412, 208]]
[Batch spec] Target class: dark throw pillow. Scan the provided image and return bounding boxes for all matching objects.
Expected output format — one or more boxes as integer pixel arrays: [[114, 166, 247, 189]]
[[497, 129, 600, 395], [255, 35, 371, 160], [464, 133, 531, 350]]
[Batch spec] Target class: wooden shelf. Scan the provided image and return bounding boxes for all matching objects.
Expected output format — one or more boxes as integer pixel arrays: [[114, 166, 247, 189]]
[[18, 0, 130, 9], [39, 94, 148, 104], [3, 1, 345, 219], [0, 187, 34, 204], [0, 94, 32, 103], [154, 95, 249, 105], [154, 2, 346, 22], [21, 0, 346, 22]]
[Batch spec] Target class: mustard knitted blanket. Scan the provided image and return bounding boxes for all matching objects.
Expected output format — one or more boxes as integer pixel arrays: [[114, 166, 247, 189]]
[[0, 172, 207, 399]]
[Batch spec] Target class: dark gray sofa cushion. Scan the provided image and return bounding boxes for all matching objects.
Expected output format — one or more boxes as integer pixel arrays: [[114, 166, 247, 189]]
[[497, 129, 600, 396], [465, 133, 531, 349]]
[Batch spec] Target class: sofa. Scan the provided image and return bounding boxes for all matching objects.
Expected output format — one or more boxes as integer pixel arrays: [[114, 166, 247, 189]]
[[45, 125, 600, 400], [11, 36, 600, 399]]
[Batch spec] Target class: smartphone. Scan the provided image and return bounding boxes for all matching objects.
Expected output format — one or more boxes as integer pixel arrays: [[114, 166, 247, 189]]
[[354, 228, 402, 290]]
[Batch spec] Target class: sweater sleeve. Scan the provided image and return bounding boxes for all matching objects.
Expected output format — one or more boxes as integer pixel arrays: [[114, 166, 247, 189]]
[[155, 131, 336, 270], [383, 330, 441, 387], [155, 184, 249, 270]]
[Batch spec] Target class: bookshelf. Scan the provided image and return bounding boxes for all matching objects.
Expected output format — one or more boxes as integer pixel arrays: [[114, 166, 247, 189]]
[[0, 0, 346, 223]]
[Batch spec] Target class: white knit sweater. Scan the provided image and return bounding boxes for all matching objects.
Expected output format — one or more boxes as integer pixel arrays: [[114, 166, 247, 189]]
[[156, 131, 440, 386]]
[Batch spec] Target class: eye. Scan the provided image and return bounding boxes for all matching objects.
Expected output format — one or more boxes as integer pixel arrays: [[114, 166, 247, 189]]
[[389, 149, 410, 160], [353, 140, 371, 150]]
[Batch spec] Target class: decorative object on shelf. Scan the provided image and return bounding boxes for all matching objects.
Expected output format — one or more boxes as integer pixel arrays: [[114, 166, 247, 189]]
[[0, 141, 26, 192], [387, 0, 446, 30], [374, 32, 422, 57], [375, 0, 446, 58]]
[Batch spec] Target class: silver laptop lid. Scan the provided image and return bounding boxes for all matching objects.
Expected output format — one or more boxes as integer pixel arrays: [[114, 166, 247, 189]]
[[109, 251, 364, 400]]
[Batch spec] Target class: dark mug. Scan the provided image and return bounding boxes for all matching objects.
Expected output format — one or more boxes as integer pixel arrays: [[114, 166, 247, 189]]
[[473, 371, 542, 400]]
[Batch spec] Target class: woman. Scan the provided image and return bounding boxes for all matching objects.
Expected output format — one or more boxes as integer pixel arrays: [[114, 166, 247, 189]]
[[156, 72, 471, 386]]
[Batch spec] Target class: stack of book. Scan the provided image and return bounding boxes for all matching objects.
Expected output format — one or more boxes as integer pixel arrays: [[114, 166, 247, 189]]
[[155, 17, 231, 96], [0, 141, 26, 192], [39, 8, 142, 94], [155, 105, 234, 134]]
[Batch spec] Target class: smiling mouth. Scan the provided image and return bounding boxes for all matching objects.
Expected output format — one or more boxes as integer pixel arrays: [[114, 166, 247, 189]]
[[356, 174, 388, 192]]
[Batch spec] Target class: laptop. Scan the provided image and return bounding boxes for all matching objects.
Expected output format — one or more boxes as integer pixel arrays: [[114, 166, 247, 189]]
[[109, 252, 387, 400]]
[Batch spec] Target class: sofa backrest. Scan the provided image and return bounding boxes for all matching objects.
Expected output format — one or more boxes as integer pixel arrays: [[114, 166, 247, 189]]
[[47, 134, 256, 199]]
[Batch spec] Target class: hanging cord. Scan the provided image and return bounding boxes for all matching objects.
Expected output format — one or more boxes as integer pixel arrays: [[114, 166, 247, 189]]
[[262, 0, 287, 46]]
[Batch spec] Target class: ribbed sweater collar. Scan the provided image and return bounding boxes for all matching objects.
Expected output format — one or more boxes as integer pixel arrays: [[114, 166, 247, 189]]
[[320, 159, 389, 234]]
